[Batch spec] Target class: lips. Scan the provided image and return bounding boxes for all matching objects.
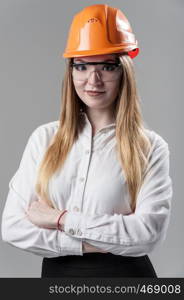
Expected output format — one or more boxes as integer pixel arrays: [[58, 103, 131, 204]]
[[85, 90, 105, 96]]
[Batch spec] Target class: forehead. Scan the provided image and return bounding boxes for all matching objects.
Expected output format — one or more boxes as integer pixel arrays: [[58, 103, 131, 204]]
[[73, 54, 117, 63]]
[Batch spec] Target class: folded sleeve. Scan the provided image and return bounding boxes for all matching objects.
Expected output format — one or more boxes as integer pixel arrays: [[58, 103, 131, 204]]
[[1, 127, 83, 258], [63, 138, 173, 256]]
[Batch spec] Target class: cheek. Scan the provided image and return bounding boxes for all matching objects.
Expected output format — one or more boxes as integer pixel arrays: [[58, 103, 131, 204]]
[[73, 82, 84, 98], [106, 81, 120, 99]]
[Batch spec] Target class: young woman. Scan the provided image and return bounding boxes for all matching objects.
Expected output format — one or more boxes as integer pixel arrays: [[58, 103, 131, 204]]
[[1, 4, 173, 278]]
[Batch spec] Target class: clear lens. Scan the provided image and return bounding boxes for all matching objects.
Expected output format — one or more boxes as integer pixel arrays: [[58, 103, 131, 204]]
[[72, 62, 122, 82]]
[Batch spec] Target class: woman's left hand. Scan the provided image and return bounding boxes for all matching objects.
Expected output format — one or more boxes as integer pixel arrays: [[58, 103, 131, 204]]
[[26, 200, 61, 229]]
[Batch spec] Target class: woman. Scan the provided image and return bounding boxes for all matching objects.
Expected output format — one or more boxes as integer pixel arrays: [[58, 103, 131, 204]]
[[1, 4, 173, 278]]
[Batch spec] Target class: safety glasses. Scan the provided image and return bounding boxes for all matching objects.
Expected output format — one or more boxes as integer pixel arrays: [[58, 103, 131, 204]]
[[70, 59, 122, 82]]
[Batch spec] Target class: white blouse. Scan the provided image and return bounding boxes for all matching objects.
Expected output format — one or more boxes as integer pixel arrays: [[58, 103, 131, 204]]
[[1, 112, 173, 258]]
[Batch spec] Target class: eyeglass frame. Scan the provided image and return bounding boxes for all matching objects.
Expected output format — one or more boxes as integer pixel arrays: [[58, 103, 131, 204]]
[[70, 58, 123, 82]]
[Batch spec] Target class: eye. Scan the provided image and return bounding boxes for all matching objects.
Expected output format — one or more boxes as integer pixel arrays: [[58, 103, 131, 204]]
[[73, 64, 87, 71], [102, 64, 117, 71]]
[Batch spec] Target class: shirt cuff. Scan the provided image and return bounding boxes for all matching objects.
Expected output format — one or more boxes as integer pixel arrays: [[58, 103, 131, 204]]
[[64, 211, 86, 239], [57, 229, 83, 256]]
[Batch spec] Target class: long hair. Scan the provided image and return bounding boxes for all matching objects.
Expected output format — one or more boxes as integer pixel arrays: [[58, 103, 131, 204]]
[[35, 54, 152, 212]]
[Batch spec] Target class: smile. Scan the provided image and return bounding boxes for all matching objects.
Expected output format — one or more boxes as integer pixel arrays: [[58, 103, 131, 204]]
[[85, 91, 105, 96]]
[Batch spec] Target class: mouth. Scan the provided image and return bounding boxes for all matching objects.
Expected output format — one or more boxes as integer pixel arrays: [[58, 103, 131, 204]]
[[85, 90, 105, 96]]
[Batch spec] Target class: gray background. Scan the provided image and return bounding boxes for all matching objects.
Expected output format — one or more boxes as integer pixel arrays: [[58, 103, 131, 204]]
[[0, 0, 183, 277]]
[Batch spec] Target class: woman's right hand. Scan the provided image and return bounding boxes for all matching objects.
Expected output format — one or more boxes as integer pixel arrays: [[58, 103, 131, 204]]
[[82, 241, 108, 253]]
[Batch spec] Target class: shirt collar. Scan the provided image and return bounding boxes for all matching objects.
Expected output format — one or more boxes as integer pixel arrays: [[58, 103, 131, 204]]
[[78, 112, 116, 151], [81, 112, 116, 132]]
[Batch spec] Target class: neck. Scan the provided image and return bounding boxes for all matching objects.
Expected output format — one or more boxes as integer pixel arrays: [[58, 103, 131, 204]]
[[85, 107, 116, 130]]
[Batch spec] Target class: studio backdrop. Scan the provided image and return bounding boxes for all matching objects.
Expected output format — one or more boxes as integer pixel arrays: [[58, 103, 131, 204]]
[[0, 0, 183, 277]]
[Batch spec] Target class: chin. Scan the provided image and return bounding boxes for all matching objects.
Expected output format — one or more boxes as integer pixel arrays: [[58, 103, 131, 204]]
[[87, 103, 112, 110]]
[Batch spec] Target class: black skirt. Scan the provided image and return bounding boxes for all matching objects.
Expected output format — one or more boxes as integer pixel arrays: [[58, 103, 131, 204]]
[[41, 252, 157, 278]]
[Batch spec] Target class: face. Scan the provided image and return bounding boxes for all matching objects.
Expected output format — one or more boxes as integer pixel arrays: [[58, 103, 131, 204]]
[[72, 54, 122, 112]]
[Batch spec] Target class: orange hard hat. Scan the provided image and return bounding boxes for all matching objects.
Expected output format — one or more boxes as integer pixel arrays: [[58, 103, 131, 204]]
[[63, 4, 139, 59]]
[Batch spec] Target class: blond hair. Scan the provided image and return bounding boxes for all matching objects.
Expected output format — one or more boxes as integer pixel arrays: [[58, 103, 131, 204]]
[[35, 55, 152, 212]]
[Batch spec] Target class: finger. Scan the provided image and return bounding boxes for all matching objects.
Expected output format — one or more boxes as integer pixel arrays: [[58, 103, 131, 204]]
[[38, 197, 47, 205], [27, 200, 38, 211]]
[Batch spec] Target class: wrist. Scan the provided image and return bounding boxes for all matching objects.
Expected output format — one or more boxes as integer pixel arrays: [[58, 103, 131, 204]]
[[50, 209, 61, 229], [57, 210, 68, 231]]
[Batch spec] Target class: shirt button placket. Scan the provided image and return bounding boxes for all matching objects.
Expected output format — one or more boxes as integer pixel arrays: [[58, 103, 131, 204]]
[[74, 145, 92, 213]]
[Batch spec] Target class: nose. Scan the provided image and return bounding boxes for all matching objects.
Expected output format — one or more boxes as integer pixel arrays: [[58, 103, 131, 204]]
[[87, 70, 103, 86]]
